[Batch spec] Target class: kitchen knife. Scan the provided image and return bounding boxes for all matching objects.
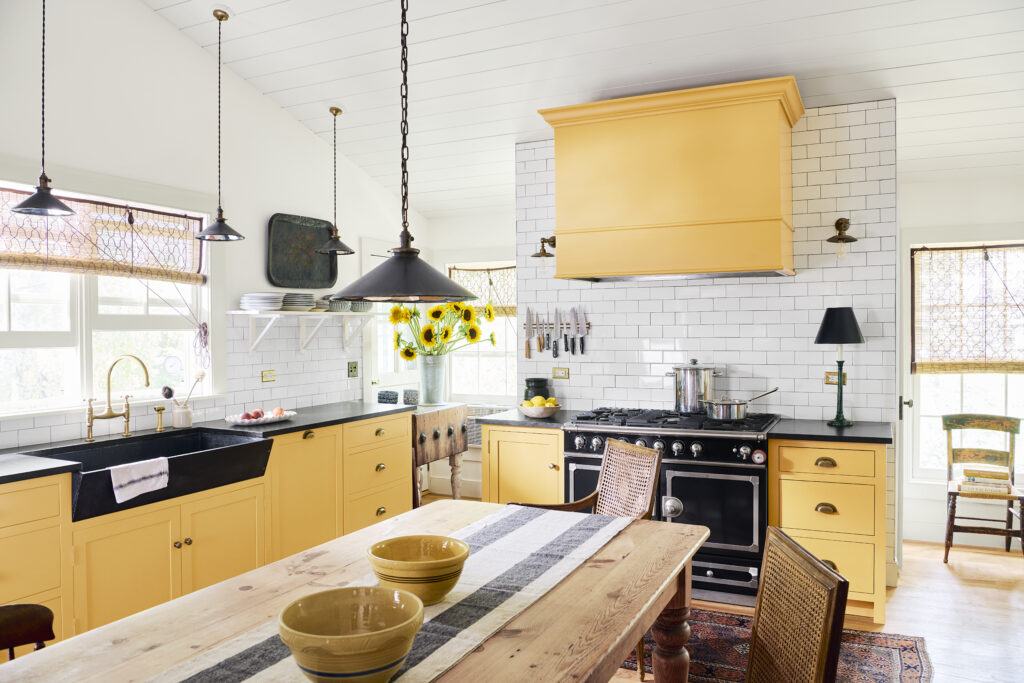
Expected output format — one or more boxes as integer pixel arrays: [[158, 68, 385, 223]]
[[544, 314, 551, 351], [579, 307, 588, 355], [536, 312, 544, 352], [569, 307, 578, 355], [563, 308, 569, 351], [552, 309, 560, 358], [524, 308, 532, 359]]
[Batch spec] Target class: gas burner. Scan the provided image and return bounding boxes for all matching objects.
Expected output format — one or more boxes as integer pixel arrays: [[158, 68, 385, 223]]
[[703, 413, 777, 432], [568, 408, 780, 437]]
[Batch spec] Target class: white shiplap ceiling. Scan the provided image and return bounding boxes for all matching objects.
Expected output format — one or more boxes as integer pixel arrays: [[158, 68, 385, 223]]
[[143, 0, 1024, 218]]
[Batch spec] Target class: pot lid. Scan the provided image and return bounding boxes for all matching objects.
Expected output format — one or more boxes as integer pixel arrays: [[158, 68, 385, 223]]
[[672, 358, 716, 370]]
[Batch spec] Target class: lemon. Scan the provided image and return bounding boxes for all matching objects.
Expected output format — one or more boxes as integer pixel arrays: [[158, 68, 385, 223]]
[[520, 400, 532, 407], [530, 396, 546, 407], [545, 399, 558, 407]]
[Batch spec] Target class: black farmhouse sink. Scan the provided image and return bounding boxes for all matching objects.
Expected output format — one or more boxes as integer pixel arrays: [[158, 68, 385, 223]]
[[28, 430, 272, 521]]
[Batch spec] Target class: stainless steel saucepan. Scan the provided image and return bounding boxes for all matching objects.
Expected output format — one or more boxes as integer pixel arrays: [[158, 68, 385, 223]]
[[701, 387, 778, 421]]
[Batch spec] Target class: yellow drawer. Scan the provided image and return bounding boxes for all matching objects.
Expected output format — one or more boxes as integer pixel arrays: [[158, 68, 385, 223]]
[[778, 445, 874, 478], [787, 533, 875, 595], [344, 441, 411, 496], [343, 484, 411, 534], [0, 480, 61, 528], [0, 525, 62, 603], [344, 414, 410, 452], [778, 479, 875, 536]]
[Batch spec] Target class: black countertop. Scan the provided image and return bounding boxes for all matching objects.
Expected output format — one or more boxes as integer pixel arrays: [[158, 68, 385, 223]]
[[768, 419, 893, 444], [472, 408, 581, 429], [0, 401, 416, 486]]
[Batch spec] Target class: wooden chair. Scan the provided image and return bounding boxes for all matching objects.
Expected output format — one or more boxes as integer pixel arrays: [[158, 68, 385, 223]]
[[942, 413, 1024, 562], [514, 438, 662, 680], [0, 604, 55, 661], [746, 527, 849, 683]]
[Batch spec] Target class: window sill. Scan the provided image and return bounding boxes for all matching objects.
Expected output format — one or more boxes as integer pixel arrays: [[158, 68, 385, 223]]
[[0, 394, 226, 424]]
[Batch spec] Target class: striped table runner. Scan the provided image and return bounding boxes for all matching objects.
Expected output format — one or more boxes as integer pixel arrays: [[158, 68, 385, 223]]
[[148, 505, 632, 682]]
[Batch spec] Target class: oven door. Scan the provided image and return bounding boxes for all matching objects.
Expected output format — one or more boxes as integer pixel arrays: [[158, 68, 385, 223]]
[[659, 460, 766, 557], [563, 454, 601, 513]]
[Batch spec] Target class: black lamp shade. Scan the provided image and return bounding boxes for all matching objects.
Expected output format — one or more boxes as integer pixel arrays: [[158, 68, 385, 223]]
[[317, 232, 355, 255], [196, 213, 244, 241], [330, 249, 475, 303], [12, 183, 74, 216], [814, 307, 865, 345]]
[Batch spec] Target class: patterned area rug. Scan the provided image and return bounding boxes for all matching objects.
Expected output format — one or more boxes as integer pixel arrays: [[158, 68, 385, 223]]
[[621, 608, 932, 682]]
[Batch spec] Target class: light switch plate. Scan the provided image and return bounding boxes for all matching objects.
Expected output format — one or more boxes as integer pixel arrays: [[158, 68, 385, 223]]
[[825, 371, 847, 385], [348, 361, 359, 378], [261, 370, 276, 383], [552, 367, 569, 379]]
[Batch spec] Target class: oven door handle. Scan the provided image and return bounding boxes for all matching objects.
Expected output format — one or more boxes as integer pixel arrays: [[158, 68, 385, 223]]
[[661, 496, 684, 519]]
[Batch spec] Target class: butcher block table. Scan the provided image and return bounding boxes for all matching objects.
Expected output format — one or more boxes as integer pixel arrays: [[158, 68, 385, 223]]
[[2, 501, 709, 682]]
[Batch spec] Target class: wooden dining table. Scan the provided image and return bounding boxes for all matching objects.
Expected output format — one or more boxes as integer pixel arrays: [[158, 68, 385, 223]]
[[2, 500, 709, 682]]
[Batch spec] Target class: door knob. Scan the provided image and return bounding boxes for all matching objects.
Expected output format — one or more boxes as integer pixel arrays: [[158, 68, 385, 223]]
[[903, 398, 914, 407], [184, 537, 193, 545], [173, 541, 182, 549], [547, 463, 556, 469]]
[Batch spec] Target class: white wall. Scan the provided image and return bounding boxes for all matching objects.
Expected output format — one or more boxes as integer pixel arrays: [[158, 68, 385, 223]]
[[0, 0, 428, 445], [423, 211, 516, 268]]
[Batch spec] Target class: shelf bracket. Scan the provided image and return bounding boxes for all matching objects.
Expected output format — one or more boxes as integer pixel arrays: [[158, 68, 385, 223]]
[[343, 315, 372, 349], [298, 314, 329, 352], [247, 314, 281, 353]]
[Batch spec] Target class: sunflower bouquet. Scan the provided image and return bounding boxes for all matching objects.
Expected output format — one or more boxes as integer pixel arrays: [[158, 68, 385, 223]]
[[391, 301, 497, 360]]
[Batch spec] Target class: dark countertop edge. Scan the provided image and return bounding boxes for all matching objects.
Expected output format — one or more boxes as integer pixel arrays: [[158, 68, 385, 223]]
[[472, 408, 579, 429], [767, 419, 894, 444], [0, 454, 81, 486]]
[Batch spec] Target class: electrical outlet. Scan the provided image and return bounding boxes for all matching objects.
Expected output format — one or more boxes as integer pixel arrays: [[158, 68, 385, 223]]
[[261, 370, 275, 383], [348, 361, 359, 378], [552, 367, 569, 379], [825, 371, 847, 386]]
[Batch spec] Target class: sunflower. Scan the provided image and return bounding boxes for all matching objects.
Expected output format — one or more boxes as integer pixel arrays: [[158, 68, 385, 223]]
[[419, 324, 436, 348], [440, 326, 453, 343], [484, 302, 495, 322], [461, 305, 476, 324], [388, 304, 410, 325], [393, 331, 401, 350], [489, 331, 496, 346], [447, 302, 464, 313], [399, 346, 417, 361], [427, 305, 445, 321], [466, 324, 481, 344]]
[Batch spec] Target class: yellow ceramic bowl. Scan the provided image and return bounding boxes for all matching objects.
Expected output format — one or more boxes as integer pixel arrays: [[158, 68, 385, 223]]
[[278, 586, 424, 683], [367, 535, 471, 606]]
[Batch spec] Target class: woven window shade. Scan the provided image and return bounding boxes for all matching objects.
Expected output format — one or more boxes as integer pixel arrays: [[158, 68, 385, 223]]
[[448, 265, 516, 316], [0, 186, 206, 285], [912, 245, 1024, 374]]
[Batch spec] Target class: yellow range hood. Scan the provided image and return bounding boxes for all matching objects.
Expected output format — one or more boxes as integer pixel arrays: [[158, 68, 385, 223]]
[[539, 76, 804, 281]]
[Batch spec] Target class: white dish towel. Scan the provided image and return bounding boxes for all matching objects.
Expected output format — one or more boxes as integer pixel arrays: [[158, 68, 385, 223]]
[[109, 457, 170, 503]]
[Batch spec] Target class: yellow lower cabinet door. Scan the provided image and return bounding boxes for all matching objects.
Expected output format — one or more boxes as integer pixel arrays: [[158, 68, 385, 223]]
[[180, 485, 265, 594], [269, 430, 341, 561], [0, 524, 61, 604], [343, 484, 411, 535], [786, 534, 875, 595], [488, 429, 562, 505], [72, 506, 181, 632]]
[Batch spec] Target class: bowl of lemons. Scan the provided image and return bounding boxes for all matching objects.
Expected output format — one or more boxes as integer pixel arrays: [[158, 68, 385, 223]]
[[518, 395, 561, 418]]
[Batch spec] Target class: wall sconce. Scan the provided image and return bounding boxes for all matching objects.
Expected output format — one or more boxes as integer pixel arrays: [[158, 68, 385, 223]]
[[531, 236, 557, 258], [827, 218, 857, 257]]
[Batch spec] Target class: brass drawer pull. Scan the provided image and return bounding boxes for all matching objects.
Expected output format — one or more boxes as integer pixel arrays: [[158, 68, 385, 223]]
[[375, 463, 387, 472], [184, 537, 193, 546], [375, 506, 387, 516], [814, 456, 837, 468], [547, 463, 557, 470], [173, 541, 182, 549], [302, 430, 315, 440], [815, 502, 838, 515], [375, 428, 386, 437], [822, 559, 838, 571]]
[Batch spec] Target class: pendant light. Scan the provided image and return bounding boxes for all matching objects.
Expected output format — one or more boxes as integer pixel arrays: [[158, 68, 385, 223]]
[[13, 0, 73, 217], [316, 107, 355, 255], [331, 0, 474, 303], [196, 9, 244, 241]]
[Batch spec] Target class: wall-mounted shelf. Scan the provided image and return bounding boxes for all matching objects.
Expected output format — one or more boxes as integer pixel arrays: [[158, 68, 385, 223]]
[[227, 310, 375, 352]]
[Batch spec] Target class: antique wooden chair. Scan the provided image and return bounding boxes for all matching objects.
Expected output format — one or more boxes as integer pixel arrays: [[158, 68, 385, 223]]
[[746, 527, 849, 683], [0, 604, 55, 661], [513, 438, 662, 680], [942, 413, 1023, 562]]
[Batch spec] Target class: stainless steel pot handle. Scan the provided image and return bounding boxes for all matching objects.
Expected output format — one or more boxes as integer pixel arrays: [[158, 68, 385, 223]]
[[746, 387, 779, 402]]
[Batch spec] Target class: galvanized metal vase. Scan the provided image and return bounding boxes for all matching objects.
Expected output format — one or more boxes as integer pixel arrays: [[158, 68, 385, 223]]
[[418, 354, 447, 405]]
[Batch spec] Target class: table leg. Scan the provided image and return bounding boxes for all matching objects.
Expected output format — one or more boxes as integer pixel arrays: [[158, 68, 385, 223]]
[[651, 562, 691, 682], [413, 463, 423, 508], [449, 452, 463, 501]]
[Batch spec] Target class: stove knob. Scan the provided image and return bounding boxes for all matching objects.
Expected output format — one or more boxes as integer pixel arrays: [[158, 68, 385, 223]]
[[690, 441, 703, 457], [751, 449, 767, 465], [652, 439, 666, 451], [671, 440, 685, 455], [573, 435, 587, 450], [738, 445, 752, 461], [590, 436, 604, 452], [634, 438, 648, 448], [706, 569, 715, 578]]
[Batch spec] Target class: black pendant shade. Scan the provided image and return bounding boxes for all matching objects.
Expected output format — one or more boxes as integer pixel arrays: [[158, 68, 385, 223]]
[[197, 208, 244, 241], [317, 233, 355, 255], [814, 307, 865, 345], [13, 174, 74, 216], [330, 248, 476, 303]]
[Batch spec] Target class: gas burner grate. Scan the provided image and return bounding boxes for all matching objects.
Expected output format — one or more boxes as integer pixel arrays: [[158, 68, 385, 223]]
[[570, 408, 779, 433]]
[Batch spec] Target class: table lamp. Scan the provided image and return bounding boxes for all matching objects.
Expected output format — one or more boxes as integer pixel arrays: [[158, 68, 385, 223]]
[[814, 307, 865, 427]]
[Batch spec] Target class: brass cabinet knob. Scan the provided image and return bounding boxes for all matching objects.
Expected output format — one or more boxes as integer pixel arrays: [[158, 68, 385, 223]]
[[375, 463, 387, 472], [184, 537, 193, 545], [822, 559, 838, 571], [173, 541, 182, 549], [814, 456, 837, 468], [548, 463, 557, 469], [815, 502, 838, 514], [375, 428, 386, 437], [375, 506, 387, 516], [302, 430, 315, 439]]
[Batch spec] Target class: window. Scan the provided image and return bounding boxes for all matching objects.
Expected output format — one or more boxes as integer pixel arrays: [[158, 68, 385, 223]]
[[446, 263, 517, 404]]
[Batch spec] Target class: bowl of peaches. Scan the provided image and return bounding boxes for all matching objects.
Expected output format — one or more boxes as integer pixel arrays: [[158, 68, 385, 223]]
[[225, 406, 296, 426]]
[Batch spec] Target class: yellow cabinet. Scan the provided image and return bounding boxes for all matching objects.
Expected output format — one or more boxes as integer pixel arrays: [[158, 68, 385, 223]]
[[481, 425, 563, 505], [180, 484, 265, 593], [341, 414, 413, 535], [268, 426, 343, 562], [769, 439, 887, 624]]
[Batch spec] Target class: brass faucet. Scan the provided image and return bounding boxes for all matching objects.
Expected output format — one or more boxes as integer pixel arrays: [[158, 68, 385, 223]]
[[84, 355, 150, 441]]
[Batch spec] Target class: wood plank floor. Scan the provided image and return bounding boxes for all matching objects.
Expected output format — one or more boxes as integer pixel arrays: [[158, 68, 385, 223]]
[[421, 494, 1023, 682]]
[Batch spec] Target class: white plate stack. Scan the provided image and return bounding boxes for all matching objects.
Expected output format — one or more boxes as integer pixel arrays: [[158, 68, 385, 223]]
[[281, 293, 315, 311], [240, 292, 284, 311]]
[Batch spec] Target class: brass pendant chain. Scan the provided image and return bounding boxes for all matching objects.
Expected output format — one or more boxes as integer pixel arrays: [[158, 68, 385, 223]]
[[398, 0, 411, 247], [333, 110, 338, 230], [40, 0, 47, 179]]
